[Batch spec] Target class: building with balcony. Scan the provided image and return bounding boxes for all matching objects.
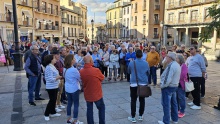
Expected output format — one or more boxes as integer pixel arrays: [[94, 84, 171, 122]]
[[0, 0, 15, 44], [130, 0, 164, 42], [87, 23, 106, 43], [164, 0, 219, 49], [60, 0, 87, 44], [106, 0, 130, 41], [121, 1, 131, 40], [17, 0, 34, 42], [34, 0, 61, 43]]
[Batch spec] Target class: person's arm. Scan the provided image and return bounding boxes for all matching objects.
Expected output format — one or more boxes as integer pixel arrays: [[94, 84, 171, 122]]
[[161, 66, 174, 89], [45, 67, 57, 83], [96, 69, 105, 81], [199, 56, 206, 77], [73, 68, 81, 82], [125, 53, 130, 62], [24, 58, 35, 76], [115, 54, 119, 61], [155, 53, 160, 66], [127, 62, 131, 74]]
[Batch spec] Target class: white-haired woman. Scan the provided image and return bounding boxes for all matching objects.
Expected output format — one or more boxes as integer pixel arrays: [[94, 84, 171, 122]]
[[176, 54, 188, 118], [108, 50, 119, 81]]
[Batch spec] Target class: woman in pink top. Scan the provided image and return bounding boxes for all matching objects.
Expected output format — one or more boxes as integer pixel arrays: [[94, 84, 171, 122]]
[[176, 54, 188, 118]]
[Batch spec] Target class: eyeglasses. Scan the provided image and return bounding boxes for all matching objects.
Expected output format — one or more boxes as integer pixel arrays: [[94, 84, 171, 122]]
[[189, 48, 194, 50]]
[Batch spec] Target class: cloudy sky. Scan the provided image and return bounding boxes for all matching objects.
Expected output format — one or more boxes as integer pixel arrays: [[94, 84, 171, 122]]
[[74, 0, 114, 24]]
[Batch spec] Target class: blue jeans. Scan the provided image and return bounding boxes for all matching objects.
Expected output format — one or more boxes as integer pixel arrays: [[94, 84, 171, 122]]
[[66, 90, 80, 119], [28, 75, 41, 102], [161, 87, 178, 124], [177, 87, 186, 113], [148, 66, 157, 85], [86, 98, 105, 124]]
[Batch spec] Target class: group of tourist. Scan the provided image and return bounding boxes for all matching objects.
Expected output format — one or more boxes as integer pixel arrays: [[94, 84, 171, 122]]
[[23, 39, 208, 124]]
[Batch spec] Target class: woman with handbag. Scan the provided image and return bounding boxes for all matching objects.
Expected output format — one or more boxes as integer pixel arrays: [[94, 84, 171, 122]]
[[176, 54, 188, 118], [63, 54, 83, 124], [127, 50, 150, 123]]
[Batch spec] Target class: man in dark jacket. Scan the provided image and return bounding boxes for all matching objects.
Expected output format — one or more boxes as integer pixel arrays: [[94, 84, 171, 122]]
[[24, 45, 44, 106]]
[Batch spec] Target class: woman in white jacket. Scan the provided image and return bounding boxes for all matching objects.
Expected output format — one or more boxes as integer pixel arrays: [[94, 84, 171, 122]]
[[108, 50, 120, 81]]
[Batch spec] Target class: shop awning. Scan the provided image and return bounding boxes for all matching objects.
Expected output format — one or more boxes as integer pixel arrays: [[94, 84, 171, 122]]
[[22, 10, 32, 18], [5, 4, 13, 12]]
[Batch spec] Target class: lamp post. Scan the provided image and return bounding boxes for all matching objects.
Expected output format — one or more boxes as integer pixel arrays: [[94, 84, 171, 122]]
[[12, 0, 23, 71], [91, 19, 94, 43]]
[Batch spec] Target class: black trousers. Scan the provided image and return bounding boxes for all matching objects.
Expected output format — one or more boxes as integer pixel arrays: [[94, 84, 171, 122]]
[[45, 88, 58, 116], [200, 77, 205, 97], [101, 66, 108, 77], [130, 87, 145, 118], [190, 77, 202, 106]]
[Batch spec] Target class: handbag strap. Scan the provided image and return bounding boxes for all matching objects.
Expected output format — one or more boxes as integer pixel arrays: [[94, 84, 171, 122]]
[[133, 61, 138, 85]]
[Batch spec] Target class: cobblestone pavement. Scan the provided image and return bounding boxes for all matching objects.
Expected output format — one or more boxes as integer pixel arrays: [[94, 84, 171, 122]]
[[0, 61, 220, 124]]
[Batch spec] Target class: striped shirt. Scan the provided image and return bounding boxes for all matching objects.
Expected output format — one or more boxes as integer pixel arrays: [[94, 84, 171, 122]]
[[45, 64, 60, 89]]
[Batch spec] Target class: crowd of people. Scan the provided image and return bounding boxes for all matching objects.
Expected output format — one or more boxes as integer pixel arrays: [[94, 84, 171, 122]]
[[23, 39, 208, 124]]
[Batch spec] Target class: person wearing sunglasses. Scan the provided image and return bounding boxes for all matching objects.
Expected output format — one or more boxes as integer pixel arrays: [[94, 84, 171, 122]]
[[187, 46, 206, 110]]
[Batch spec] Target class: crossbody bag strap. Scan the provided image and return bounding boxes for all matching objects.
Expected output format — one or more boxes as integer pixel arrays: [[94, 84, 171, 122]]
[[133, 61, 138, 85]]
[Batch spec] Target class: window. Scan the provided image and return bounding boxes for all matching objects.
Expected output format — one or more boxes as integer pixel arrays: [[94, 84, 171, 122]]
[[204, 8, 210, 19], [115, 11, 116, 19], [72, 28, 73, 36], [154, 28, 158, 38], [135, 29, 137, 38], [124, 8, 126, 15], [191, 10, 198, 20], [127, 7, 129, 14], [74, 28, 76, 36], [54, 5, 58, 15], [41, 2, 46, 13], [179, 12, 185, 22], [48, 3, 52, 14], [143, 28, 146, 38], [110, 12, 111, 19], [143, 14, 146, 25], [154, 14, 159, 24], [135, 16, 137, 25], [135, 3, 137, 12], [127, 18, 129, 27], [168, 13, 174, 22], [143, 0, 146, 10]]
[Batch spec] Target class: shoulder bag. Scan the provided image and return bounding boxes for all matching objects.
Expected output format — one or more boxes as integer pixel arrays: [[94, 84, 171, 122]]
[[185, 73, 194, 92], [134, 61, 152, 97]]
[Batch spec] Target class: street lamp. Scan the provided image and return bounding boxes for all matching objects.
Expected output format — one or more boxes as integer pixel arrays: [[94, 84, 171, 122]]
[[91, 19, 94, 43], [160, 21, 163, 47], [12, 0, 23, 71]]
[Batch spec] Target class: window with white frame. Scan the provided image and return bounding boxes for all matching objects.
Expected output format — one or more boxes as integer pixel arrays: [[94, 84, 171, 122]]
[[191, 10, 198, 20], [168, 13, 174, 22], [179, 12, 185, 22], [204, 8, 210, 19]]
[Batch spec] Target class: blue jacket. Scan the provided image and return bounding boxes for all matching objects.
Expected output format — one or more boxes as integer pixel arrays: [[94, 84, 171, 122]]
[[92, 54, 101, 68], [128, 58, 150, 86], [125, 52, 136, 66]]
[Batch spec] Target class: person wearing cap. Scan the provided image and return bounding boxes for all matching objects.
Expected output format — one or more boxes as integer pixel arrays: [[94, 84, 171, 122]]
[[146, 46, 160, 86], [187, 46, 206, 110], [158, 52, 181, 124]]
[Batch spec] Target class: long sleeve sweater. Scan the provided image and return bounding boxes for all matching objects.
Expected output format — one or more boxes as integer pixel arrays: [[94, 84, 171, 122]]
[[45, 64, 60, 89], [146, 51, 160, 67], [179, 63, 188, 90], [188, 54, 206, 77]]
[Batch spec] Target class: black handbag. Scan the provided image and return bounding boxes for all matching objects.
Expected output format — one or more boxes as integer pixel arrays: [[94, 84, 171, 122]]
[[134, 61, 152, 97]]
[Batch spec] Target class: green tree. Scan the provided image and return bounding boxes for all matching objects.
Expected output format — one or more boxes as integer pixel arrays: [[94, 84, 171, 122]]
[[200, 0, 220, 43]]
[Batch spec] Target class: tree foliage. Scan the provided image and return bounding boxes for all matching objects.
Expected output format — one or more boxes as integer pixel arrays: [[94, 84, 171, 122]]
[[200, 0, 220, 42]]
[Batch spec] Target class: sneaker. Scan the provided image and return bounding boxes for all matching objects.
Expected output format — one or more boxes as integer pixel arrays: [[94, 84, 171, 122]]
[[187, 102, 194, 106], [158, 121, 165, 124], [138, 116, 143, 121], [50, 113, 61, 117], [57, 105, 65, 109], [55, 108, 62, 112], [190, 105, 201, 110], [172, 121, 178, 124], [29, 102, 36, 106], [67, 118, 74, 124], [44, 116, 50, 121], [201, 96, 205, 98], [75, 120, 84, 124], [178, 113, 185, 118], [62, 100, 67, 104], [128, 117, 137, 123], [35, 97, 45, 100]]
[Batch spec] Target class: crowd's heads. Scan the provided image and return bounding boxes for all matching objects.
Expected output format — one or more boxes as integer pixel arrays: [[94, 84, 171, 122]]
[[189, 46, 197, 55], [176, 54, 185, 65], [136, 50, 143, 58], [150, 46, 156, 52], [51, 47, 60, 60], [128, 47, 133, 53], [180, 44, 185, 50], [81, 51, 87, 56], [30, 45, 39, 55], [84, 55, 93, 64], [64, 54, 75, 69], [44, 54, 55, 66], [172, 44, 178, 51], [59, 46, 67, 56]]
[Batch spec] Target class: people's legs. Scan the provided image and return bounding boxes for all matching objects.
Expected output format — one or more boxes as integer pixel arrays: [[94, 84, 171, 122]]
[[34, 74, 41, 99], [120, 64, 124, 80], [139, 97, 145, 116], [177, 87, 186, 113], [152, 66, 157, 85], [171, 88, 178, 122], [94, 98, 105, 124], [61, 85, 67, 103], [113, 66, 117, 79], [28, 76, 38, 102], [103, 67, 107, 77], [66, 93, 73, 117], [86, 101, 94, 124], [56, 79, 64, 105], [161, 88, 171, 124], [200, 77, 205, 97], [190, 77, 201, 106], [109, 68, 113, 79], [130, 87, 137, 118], [72, 90, 80, 120], [44, 89, 58, 116], [148, 67, 152, 84]]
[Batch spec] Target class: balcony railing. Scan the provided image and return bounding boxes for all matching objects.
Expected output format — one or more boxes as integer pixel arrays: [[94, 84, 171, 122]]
[[78, 21, 82, 26], [113, 25, 117, 28], [62, 18, 67, 23], [17, 1, 32, 7], [0, 13, 13, 22], [153, 34, 159, 39], [143, 20, 146, 25], [47, 8, 53, 14], [154, 5, 160, 10], [18, 18, 33, 26], [154, 20, 159, 24], [52, 26, 60, 30]]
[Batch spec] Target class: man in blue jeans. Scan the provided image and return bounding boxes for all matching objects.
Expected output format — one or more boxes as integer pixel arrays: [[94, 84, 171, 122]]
[[24, 45, 44, 106], [158, 52, 181, 124], [80, 55, 105, 124]]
